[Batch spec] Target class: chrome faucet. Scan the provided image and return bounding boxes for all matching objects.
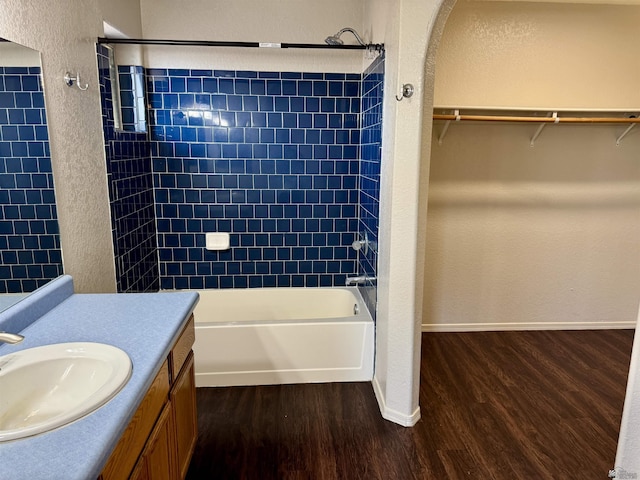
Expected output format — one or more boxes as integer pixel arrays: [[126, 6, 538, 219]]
[[345, 276, 376, 286], [0, 332, 24, 344]]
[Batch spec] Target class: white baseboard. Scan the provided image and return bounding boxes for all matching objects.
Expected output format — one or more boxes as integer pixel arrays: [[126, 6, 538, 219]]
[[372, 376, 421, 427], [422, 321, 637, 332]]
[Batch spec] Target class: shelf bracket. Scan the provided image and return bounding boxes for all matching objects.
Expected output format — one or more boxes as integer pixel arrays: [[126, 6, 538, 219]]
[[616, 123, 636, 146], [438, 109, 459, 145], [530, 111, 558, 147]]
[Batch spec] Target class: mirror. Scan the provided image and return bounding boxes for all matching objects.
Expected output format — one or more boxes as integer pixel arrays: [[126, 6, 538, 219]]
[[0, 39, 63, 309]]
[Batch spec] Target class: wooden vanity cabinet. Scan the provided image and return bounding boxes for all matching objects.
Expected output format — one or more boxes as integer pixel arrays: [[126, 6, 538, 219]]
[[100, 316, 197, 480], [129, 402, 176, 480], [171, 352, 197, 479]]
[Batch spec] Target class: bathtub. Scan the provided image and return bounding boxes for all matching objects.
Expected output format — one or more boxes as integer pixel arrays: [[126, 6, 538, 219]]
[[191, 287, 374, 387]]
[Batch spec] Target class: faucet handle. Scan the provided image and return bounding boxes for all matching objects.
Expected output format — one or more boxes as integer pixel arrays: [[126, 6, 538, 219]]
[[0, 332, 25, 344], [351, 231, 374, 255]]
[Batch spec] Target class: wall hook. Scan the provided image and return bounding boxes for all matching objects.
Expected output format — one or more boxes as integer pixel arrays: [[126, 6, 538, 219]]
[[64, 72, 89, 91], [396, 83, 414, 102]]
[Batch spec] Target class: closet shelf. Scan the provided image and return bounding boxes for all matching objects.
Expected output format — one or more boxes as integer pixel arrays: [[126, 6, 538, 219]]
[[432, 109, 640, 146]]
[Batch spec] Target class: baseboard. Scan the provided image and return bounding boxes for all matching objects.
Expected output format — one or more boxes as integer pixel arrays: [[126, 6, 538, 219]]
[[372, 376, 421, 427], [422, 321, 637, 332]]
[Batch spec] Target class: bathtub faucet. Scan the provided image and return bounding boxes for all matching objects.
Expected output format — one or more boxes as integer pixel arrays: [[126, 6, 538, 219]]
[[345, 276, 376, 286], [0, 332, 24, 344]]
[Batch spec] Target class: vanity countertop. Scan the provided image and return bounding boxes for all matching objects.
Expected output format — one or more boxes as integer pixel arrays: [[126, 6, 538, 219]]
[[0, 277, 199, 480]]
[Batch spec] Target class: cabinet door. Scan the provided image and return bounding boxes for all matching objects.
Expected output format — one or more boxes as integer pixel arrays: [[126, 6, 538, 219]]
[[144, 401, 177, 480], [171, 352, 197, 479], [101, 362, 170, 480], [129, 456, 148, 480]]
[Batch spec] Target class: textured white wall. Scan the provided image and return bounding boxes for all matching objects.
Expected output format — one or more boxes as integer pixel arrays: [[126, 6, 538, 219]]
[[434, 1, 640, 109], [137, 0, 365, 73], [364, 0, 451, 426], [424, 123, 640, 330], [99, 0, 143, 38], [423, 2, 640, 331], [0, 0, 117, 293]]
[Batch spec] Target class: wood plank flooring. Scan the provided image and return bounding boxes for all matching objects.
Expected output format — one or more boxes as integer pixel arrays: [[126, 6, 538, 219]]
[[186, 329, 634, 479]]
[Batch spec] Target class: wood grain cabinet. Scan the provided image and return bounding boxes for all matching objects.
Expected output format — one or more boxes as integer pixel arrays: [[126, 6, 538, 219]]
[[100, 316, 197, 480], [171, 353, 197, 479], [130, 402, 176, 480]]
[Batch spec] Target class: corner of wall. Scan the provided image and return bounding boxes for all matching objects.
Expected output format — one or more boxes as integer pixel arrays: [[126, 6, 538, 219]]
[[372, 374, 421, 427]]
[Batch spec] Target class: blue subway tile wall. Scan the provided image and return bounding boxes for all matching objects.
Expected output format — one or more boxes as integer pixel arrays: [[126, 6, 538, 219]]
[[0, 66, 63, 293], [147, 68, 362, 289], [358, 55, 385, 317], [97, 46, 159, 293]]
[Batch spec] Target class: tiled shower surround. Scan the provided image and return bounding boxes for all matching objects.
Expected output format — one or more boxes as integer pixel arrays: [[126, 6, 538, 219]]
[[148, 68, 362, 289], [358, 55, 384, 317], [99, 50, 384, 292], [98, 46, 159, 293], [0, 66, 62, 293]]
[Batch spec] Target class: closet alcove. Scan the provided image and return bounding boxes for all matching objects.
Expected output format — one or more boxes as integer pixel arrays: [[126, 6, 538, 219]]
[[423, 0, 640, 332]]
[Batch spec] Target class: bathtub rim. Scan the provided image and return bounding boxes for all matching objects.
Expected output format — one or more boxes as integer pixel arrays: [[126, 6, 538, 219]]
[[187, 285, 374, 326]]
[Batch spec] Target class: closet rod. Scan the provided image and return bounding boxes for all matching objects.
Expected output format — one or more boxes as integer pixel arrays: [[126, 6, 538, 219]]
[[97, 37, 384, 52], [433, 113, 640, 124]]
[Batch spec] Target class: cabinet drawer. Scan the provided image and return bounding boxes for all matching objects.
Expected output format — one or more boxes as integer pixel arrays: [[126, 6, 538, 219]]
[[170, 315, 195, 382], [100, 361, 170, 480]]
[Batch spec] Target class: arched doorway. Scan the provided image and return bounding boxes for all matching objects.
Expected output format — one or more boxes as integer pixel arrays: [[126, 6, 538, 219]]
[[416, 0, 640, 476]]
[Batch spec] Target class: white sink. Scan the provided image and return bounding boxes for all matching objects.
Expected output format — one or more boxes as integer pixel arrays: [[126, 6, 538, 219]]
[[0, 342, 132, 442]]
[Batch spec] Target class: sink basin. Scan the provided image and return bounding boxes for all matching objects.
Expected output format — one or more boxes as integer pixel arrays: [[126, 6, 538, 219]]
[[0, 342, 132, 442]]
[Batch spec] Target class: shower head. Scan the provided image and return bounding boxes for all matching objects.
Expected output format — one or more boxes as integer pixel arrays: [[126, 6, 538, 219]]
[[325, 27, 366, 47], [325, 35, 344, 46]]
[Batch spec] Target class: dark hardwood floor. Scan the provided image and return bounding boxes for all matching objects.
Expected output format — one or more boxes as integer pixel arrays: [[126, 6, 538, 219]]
[[186, 329, 634, 479]]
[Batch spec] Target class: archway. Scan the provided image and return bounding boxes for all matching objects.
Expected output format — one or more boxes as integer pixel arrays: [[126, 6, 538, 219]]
[[416, 0, 640, 475]]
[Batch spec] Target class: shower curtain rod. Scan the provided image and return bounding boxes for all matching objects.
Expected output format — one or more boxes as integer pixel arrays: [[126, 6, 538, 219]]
[[433, 113, 640, 124], [97, 37, 384, 51]]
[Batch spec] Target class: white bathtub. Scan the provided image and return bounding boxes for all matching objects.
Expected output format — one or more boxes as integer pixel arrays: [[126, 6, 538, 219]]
[[191, 287, 374, 387]]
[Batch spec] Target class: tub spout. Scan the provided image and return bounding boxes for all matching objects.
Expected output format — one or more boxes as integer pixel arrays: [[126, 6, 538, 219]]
[[345, 276, 376, 286], [0, 332, 24, 344]]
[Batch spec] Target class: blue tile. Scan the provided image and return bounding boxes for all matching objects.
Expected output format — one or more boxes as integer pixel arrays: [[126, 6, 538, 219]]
[[187, 78, 202, 92], [203, 78, 218, 93], [289, 97, 304, 113], [132, 60, 384, 289], [236, 71, 258, 79], [219, 78, 234, 94], [243, 96, 258, 112], [306, 97, 319, 112], [298, 81, 312, 96], [313, 81, 327, 96], [275, 97, 289, 112], [170, 77, 186, 92], [259, 96, 274, 112], [235, 79, 250, 94]]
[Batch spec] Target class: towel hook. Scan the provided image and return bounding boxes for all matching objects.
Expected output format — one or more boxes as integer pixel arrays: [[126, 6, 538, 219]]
[[64, 72, 89, 91], [396, 83, 414, 102]]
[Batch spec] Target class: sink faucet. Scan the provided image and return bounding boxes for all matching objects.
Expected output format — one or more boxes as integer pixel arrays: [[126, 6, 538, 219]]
[[0, 332, 24, 344], [345, 276, 376, 286]]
